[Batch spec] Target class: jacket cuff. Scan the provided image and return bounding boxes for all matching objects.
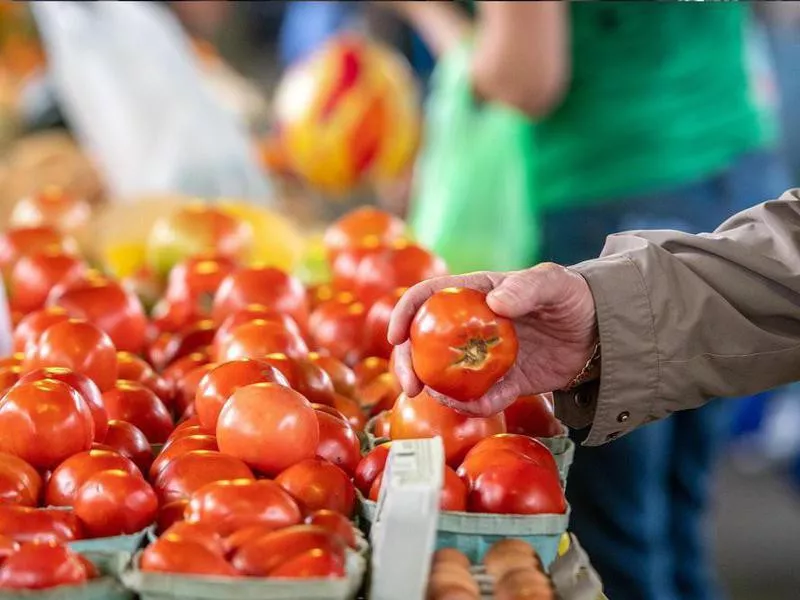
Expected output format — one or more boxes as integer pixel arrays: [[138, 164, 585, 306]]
[[554, 254, 660, 446]]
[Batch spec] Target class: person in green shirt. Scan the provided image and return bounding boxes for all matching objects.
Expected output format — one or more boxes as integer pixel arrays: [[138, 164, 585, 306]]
[[391, 3, 790, 600]]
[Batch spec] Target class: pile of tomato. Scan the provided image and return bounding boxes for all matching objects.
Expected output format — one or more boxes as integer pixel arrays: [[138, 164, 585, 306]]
[[0, 197, 566, 590]]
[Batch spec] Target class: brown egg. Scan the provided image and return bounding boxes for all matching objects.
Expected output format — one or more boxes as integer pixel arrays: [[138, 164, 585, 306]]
[[431, 587, 480, 600], [431, 562, 474, 580], [433, 548, 472, 569], [484, 550, 540, 580], [427, 566, 480, 600], [485, 539, 537, 560], [495, 567, 555, 600]]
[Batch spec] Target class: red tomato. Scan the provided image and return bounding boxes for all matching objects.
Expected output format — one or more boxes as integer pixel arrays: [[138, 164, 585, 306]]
[[308, 294, 366, 366], [224, 524, 276, 556], [308, 353, 356, 397], [149, 298, 199, 339], [212, 305, 302, 358], [467, 458, 566, 515], [0, 453, 42, 507], [261, 355, 335, 406], [216, 383, 319, 476], [10, 187, 90, 234], [355, 243, 447, 308], [102, 421, 153, 474], [150, 320, 217, 372], [212, 266, 309, 328], [331, 393, 367, 432], [372, 411, 391, 438], [364, 288, 406, 359], [0, 366, 20, 397], [0, 379, 94, 470], [168, 418, 214, 441], [410, 288, 517, 402], [460, 434, 558, 480], [353, 443, 390, 497], [270, 548, 345, 579], [275, 458, 355, 516], [353, 356, 389, 388], [314, 410, 360, 476], [503, 395, 563, 438], [305, 510, 357, 549], [0, 541, 87, 589], [194, 359, 289, 430], [165, 256, 238, 315], [440, 466, 468, 512], [356, 372, 400, 417], [9, 250, 86, 314], [140, 537, 237, 576], [116, 352, 172, 407], [18, 367, 109, 442], [323, 207, 405, 263], [230, 524, 345, 577], [76, 554, 99, 580], [0, 355, 22, 370], [0, 535, 19, 561], [156, 500, 189, 535], [12, 307, 70, 354], [152, 450, 254, 505], [102, 381, 174, 443], [389, 391, 506, 467], [0, 506, 82, 544], [307, 283, 335, 311], [160, 351, 209, 385], [74, 470, 158, 538], [149, 435, 218, 480], [23, 319, 118, 392], [184, 479, 302, 536], [47, 275, 148, 354], [161, 521, 226, 556], [0, 226, 75, 277], [330, 246, 381, 291], [215, 319, 309, 362], [45, 449, 141, 507], [172, 363, 217, 418]]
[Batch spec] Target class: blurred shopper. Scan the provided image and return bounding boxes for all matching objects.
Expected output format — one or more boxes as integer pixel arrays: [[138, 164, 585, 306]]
[[393, 3, 790, 600]]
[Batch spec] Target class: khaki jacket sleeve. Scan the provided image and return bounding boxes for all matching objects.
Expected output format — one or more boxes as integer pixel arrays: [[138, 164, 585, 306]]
[[554, 189, 800, 446]]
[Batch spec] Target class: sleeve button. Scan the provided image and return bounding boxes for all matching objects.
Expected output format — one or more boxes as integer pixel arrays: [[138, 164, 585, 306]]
[[573, 391, 591, 408], [617, 411, 630, 423]]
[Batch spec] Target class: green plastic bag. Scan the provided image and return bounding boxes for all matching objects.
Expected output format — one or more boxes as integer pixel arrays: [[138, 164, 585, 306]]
[[409, 43, 539, 274]]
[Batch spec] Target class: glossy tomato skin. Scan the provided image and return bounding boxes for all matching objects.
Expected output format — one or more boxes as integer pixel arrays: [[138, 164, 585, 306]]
[[194, 359, 289, 430], [323, 207, 405, 264], [172, 363, 217, 418], [305, 510, 357, 549], [216, 320, 309, 362], [330, 246, 381, 292], [0, 506, 83, 544], [23, 319, 118, 392], [116, 352, 172, 407], [161, 521, 226, 556], [12, 307, 71, 354], [440, 466, 468, 512], [212, 266, 309, 329], [0, 541, 88, 589], [353, 357, 389, 388], [308, 295, 366, 366], [331, 393, 367, 432], [503, 394, 563, 438], [224, 524, 277, 556], [275, 458, 356, 516], [307, 353, 356, 397], [184, 479, 302, 536], [356, 372, 400, 417], [73, 470, 158, 538], [0, 536, 19, 561], [216, 383, 319, 477], [0, 379, 94, 470], [152, 320, 217, 372], [149, 435, 219, 481], [45, 449, 141, 507], [0, 226, 73, 276], [460, 434, 558, 478], [102, 421, 153, 473], [270, 548, 346, 579], [467, 459, 566, 515], [9, 251, 86, 314], [0, 453, 42, 507], [18, 367, 108, 442], [410, 288, 518, 402], [102, 381, 174, 444], [0, 367, 21, 397], [156, 500, 189, 535], [389, 391, 506, 467], [353, 443, 390, 497], [364, 288, 406, 359], [140, 537, 237, 576], [372, 411, 391, 438], [314, 410, 360, 476], [261, 355, 335, 406], [212, 306, 302, 358], [152, 450, 254, 505], [165, 256, 238, 315]]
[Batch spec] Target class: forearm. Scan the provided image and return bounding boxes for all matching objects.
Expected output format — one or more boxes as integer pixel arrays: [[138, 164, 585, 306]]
[[555, 189, 800, 445]]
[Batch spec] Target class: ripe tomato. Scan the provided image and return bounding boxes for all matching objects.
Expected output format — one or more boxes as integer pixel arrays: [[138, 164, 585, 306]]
[[0, 453, 42, 507], [230, 524, 345, 577], [156, 500, 189, 534], [307, 353, 356, 397], [23, 319, 118, 392], [116, 352, 172, 407], [467, 458, 566, 515], [102, 420, 153, 473], [149, 435, 218, 480], [0, 506, 83, 544], [45, 449, 141, 507], [150, 320, 217, 372], [461, 434, 558, 479], [184, 479, 302, 536], [372, 410, 391, 438], [0, 226, 75, 277], [353, 443, 390, 497], [215, 320, 308, 362], [323, 207, 405, 263], [0, 379, 94, 470], [355, 243, 447, 308], [161, 521, 226, 556], [305, 510, 357, 549], [12, 307, 70, 354], [10, 187, 91, 235], [216, 383, 319, 476], [168, 417, 213, 440], [0, 541, 87, 589], [212, 266, 309, 328], [356, 372, 400, 417], [152, 450, 254, 505], [331, 393, 366, 432], [330, 246, 381, 292], [275, 458, 355, 516], [102, 381, 173, 443], [308, 294, 366, 366], [224, 524, 276, 556], [0, 367, 21, 397], [0, 536, 18, 561], [353, 356, 389, 388], [261, 355, 335, 406], [409, 288, 518, 402], [165, 256, 238, 315], [18, 367, 109, 442], [9, 250, 86, 314], [47, 275, 148, 354], [314, 409, 360, 476], [74, 470, 158, 538], [140, 537, 237, 576], [307, 283, 335, 311], [503, 395, 563, 438], [195, 359, 289, 430], [212, 305, 302, 354], [172, 363, 217, 418], [389, 391, 506, 467], [270, 548, 346, 579], [440, 466, 468, 512], [364, 288, 406, 359]]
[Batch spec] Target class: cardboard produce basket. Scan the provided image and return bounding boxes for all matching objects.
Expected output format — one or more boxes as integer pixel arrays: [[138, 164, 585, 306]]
[[68, 525, 153, 555]]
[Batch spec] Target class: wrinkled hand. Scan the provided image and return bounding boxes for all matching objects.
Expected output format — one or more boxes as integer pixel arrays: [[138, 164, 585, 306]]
[[388, 263, 598, 416]]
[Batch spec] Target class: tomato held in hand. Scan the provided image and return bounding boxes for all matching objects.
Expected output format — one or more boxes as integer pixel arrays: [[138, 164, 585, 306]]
[[9, 250, 86, 314], [194, 359, 289, 430], [275, 458, 355, 516], [305, 509, 357, 549], [74, 470, 158, 538], [0, 453, 42, 507], [467, 458, 566, 515], [149, 435, 218, 480], [215, 320, 309, 362], [389, 391, 506, 467], [0, 506, 82, 544], [410, 288, 518, 403], [0, 379, 94, 470], [152, 450, 254, 505], [364, 288, 406, 359], [314, 409, 360, 476], [0, 541, 88, 589], [102, 421, 153, 474], [503, 394, 563, 438], [308, 295, 366, 366], [353, 443, 391, 497], [45, 449, 141, 507], [184, 479, 302, 536], [23, 319, 118, 392], [216, 384, 319, 476], [140, 537, 237, 576], [12, 307, 70, 354], [307, 353, 356, 397]]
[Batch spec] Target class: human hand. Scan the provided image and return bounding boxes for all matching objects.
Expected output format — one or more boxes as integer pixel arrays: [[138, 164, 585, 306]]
[[388, 263, 598, 416]]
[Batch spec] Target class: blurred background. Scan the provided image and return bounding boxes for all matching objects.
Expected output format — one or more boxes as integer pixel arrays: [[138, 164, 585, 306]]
[[0, 2, 797, 599]]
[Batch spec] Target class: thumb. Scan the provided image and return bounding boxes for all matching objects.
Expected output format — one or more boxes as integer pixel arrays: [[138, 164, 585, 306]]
[[486, 263, 564, 318]]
